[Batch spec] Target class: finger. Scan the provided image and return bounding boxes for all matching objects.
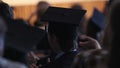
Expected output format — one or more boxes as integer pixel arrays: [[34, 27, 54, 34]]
[[81, 35, 96, 42], [79, 41, 89, 45]]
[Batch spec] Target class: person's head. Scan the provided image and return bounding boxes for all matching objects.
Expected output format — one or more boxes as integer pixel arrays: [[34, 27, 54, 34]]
[[35, 1, 50, 28], [0, 16, 7, 56], [37, 1, 50, 19], [73, 49, 108, 68], [48, 22, 78, 53], [0, 1, 14, 19]]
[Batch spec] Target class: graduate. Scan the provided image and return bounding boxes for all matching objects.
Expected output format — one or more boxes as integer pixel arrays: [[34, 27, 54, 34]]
[[40, 6, 86, 68]]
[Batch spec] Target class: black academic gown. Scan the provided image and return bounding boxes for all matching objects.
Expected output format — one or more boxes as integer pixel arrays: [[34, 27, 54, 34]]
[[36, 32, 51, 51], [4, 18, 50, 48], [40, 51, 78, 68]]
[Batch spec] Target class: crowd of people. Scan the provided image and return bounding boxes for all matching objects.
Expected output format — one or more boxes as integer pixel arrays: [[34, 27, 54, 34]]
[[0, 0, 119, 68]]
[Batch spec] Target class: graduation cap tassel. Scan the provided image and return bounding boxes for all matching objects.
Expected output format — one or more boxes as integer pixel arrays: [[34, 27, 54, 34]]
[[45, 25, 47, 32], [45, 23, 48, 33]]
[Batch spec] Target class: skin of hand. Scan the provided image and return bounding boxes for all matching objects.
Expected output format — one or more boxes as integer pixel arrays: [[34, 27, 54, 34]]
[[30, 64, 38, 68], [79, 35, 102, 50]]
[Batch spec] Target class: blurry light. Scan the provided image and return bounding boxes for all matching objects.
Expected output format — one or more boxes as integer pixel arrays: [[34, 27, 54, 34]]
[[2, 0, 108, 6]]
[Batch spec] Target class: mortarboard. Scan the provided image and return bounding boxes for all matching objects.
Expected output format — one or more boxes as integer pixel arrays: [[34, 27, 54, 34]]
[[91, 8, 106, 30], [40, 6, 86, 52], [41, 6, 86, 26], [5, 19, 46, 52]]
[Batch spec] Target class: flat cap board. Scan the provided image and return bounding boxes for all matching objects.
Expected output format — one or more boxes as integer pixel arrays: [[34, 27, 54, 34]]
[[91, 8, 106, 30], [5, 19, 45, 52], [41, 6, 86, 26]]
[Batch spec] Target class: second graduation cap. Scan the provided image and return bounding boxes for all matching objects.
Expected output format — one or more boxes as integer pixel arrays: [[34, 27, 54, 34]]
[[91, 8, 106, 30], [5, 19, 46, 52], [41, 6, 86, 26]]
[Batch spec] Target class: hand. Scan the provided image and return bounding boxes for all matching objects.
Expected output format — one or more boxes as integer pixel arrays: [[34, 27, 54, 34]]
[[78, 35, 102, 50], [30, 64, 38, 68]]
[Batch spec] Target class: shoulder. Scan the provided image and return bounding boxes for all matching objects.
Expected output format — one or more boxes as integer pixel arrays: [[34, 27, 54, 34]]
[[55, 51, 78, 68], [40, 51, 78, 68]]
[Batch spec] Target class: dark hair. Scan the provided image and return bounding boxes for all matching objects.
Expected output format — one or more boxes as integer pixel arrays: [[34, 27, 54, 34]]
[[48, 22, 78, 52], [71, 4, 83, 10], [0, 2, 13, 19], [37, 1, 50, 18], [102, 23, 112, 50], [108, 1, 120, 68]]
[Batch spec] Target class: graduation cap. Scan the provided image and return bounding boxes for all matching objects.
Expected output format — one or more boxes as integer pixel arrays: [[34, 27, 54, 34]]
[[41, 6, 86, 26], [40, 6, 86, 52], [91, 8, 106, 30], [5, 19, 46, 53]]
